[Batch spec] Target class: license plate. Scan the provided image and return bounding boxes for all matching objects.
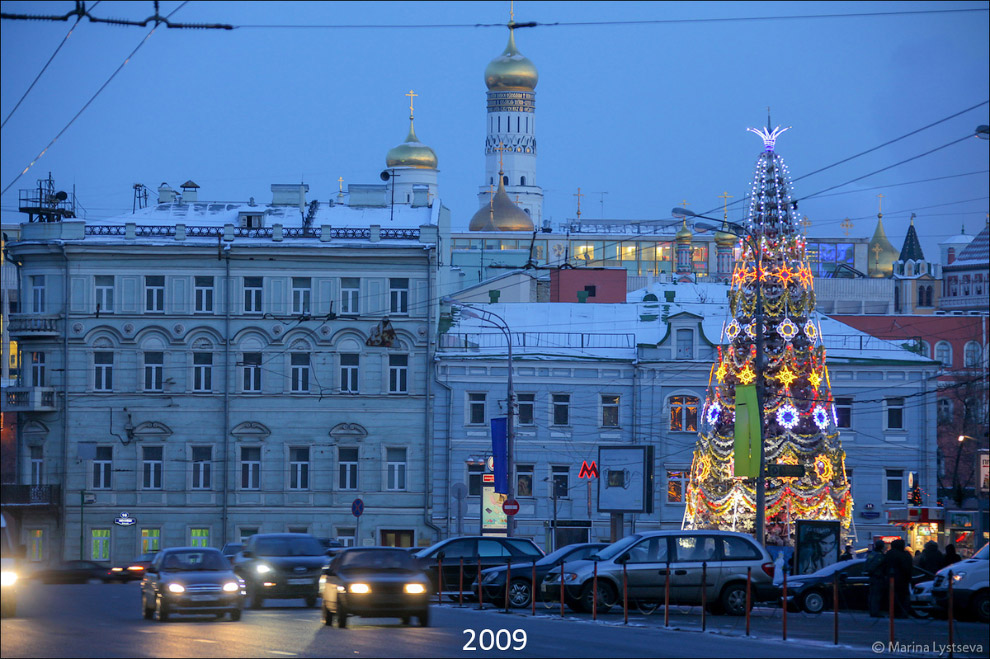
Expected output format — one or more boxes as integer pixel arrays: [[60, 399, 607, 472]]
[[190, 594, 217, 602], [288, 578, 312, 585]]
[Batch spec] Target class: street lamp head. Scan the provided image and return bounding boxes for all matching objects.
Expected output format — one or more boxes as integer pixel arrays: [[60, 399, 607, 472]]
[[671, 207, 698, 219], [976, 125, 989, 141]]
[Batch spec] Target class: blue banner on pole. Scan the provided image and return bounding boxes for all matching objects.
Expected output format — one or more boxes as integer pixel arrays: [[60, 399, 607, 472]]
[[491, 417, 508, 495]]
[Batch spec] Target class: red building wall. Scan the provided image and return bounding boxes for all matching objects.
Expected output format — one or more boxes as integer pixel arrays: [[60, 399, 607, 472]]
[[549, 267, 627, 303]]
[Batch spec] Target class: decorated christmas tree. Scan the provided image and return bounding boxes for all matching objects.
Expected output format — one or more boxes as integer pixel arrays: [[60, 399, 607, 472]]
[[682, 126, 853, 544]]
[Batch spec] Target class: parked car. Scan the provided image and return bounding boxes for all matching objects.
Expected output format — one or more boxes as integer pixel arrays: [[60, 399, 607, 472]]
[[232, 533, 330, 608], [221, 543, 244, 560], [773, 558, 934, 614], [34, 560, 113, 584], [320, 547, 431, 628], [542, 530, 775, 616], [109, 552, 157, 582], [474, 542, 609, 608], [413, 536, 544, 599], [912, 580, 935, 614], [141, 547, 244, 622], [931, 543, 989, 622]]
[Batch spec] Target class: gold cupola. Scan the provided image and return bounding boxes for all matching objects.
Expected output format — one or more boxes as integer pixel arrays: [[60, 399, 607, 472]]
[[714, 222, 738, 247], [385, 119, 438, 170], [867, 215, 899, 278], [469, 174, 534, 231], [676, 220, 694, 243], [485, 29, 538, 91]]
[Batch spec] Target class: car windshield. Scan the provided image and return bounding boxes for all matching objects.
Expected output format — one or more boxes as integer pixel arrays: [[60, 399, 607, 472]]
[[161, 550, 228, 571], [254, 536, 324, 557], [338, 549, 416, 571], [538, 545, 597, 566], [973, 544, 989, 561], [594, 535, 643, 561]]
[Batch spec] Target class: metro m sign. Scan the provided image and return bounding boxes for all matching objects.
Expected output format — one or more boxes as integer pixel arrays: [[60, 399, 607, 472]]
[[579, 460, 599, 479]]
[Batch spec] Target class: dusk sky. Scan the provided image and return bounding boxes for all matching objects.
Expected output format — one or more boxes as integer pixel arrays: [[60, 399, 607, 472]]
[[2, 1, 987, 259]]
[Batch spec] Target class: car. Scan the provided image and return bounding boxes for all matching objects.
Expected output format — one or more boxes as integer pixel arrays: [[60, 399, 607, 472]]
[[109, 552, 157, 582], [912, 580, 935, 614], [34, 560, 113, 584], [1, 515, 19, 617], [221, 543, 244, 560], [473, 542, 609, 608], [773, 558, 934, 614], [931, 543, 989, 622], [320, 547, 431, 628], [232, 533, 330, 609], [413, 536, 544, 599], [140, 547, 244, 622], [542, 530, 775, 616]]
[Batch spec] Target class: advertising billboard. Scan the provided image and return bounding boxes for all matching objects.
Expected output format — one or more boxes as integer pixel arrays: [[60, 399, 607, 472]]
[[597, 446, 654, 513]]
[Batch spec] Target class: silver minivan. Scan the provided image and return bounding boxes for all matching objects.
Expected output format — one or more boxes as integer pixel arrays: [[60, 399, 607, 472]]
[[541, 530, 775, 615]]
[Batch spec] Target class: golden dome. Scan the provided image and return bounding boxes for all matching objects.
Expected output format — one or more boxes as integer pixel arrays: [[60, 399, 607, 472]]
[[676, 220, 693, 242], [485, 29, 538, 91], [715, 222, 738, 246], [385, 120, 438, 169], [469, 175, 534, 232], [867, 215, 899, 278]]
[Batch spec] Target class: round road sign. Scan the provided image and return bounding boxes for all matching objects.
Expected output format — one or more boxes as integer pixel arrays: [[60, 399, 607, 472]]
[[351, 498, 364, 517], [502, 499, 520, 516]]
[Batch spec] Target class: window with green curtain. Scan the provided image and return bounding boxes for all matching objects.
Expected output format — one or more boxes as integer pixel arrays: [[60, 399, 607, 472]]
[[190, 528, 210, 548], [91, 528, 110, 560], [28, 529, 43, 561], [141, 528, 160, 553]]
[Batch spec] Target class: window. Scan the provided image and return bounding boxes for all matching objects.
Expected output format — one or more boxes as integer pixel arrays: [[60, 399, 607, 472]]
[[669, 395, 699, 432], [289, 447, 310, 490], [290, 353, 310, 393], [192, 446, 212, 490], [340, 354, 359, 392], [292, 277, 311, 314], [885, 469, 905, 503], [340, 277, 360, 314], [834, 397, 853, 429], [194, 352, 213, 392], [142, 446, 163, 490], [601, 395, 620, 427], [517, 393, 535, 425], [141, 529, 161, 553], [31, 275, 45, 313], [144, 352, 164, 391], [389, 278, 409, 314], [194, 276, 214, 313], [28, 529, 43, 561], [673, 535, 718, 562], [935, 341, 952, 368], [386, 447, 407, 491], [30, 351, 45, 387], [93, 446, 112, 489], [551, 466, 569, 499], [964, 341, 982, 368], [468, 464, 484, 497], [241, 446, 261, 490], [95, 275, 114, 313], [91, 529, 110, 561], [243, 276, 263, 313], [516, 464, 534, 497], [885, 397, 905, 430], [666, 469, 688, 503], [239, 527, 259, 544], [552, 394, 570, 426], [468, 393, 487, 425], [675, 329, 694, 359], [625, 536, 668, 564], [190, 528, 210, 548], [338, 447, 358, 490], [937, 399, 953, 424], [94, 351, 113, 391], [242, 352, 262, 392], [145, 275, 164, 313], [30, 446, 43, 485], [336, 529, 355, 547], [388, 354, 408, 394]]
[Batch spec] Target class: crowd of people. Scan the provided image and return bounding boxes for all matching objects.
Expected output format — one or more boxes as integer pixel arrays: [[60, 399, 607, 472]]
[[865, 539, 962, 618]]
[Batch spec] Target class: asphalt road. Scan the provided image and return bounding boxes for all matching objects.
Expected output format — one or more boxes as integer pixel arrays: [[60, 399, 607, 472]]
[[2, 582, 985, 658]]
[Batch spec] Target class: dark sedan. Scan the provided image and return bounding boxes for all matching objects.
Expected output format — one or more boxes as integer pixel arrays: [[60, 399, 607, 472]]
[[414, 536, 544, 599], [109, 552, 157, 582], [320, 547, 430, 628], [141, 547, 244, 622], [232, 533, 330, 608], [34, 560, 112, 584], [775, 558, 934, 613], [474, 542, 609, 608]]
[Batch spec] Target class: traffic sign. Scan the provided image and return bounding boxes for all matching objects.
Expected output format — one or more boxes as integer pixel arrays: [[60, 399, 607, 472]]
[[114, 512, 136, 526], [502, 499, 520, 516], [351, 498, 364, 517]]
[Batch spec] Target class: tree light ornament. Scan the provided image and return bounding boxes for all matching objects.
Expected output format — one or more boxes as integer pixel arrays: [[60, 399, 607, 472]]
[[777, 318, 798, 340], [776, 403, 800, 429], [707, 401, 722, 426], [813, 405, 830, 430], [804, 320, 818, 340]]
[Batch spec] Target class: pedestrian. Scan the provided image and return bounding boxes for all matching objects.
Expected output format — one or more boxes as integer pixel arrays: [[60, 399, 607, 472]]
[[838, 544, 854, 561], [944, 544, 962, 566], [917, 540, 944, 574], [866, 539, 886, 618], [881, 538, 921, 618]]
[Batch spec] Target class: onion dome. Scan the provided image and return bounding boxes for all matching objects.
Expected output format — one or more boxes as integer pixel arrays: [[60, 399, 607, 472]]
[[867, 215, 899, 278], [385, 120, 438, 170], [714, 222, 738, 247], [676, 220, 693, 243], [485, 29, 538, 91], [469, 175, 533, 231]]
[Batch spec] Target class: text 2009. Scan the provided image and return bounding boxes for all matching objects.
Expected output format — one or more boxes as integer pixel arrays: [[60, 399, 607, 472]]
[[462, 629, 527, 651]]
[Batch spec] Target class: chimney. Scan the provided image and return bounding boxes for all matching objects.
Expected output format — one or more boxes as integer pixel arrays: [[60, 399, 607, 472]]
[[271, 183, 309, 211], [180, 180, 200, 203], [158, 183, 176, 204]]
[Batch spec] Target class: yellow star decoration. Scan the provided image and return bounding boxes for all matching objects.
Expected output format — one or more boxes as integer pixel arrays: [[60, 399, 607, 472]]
[[776, 366, 798, 387], [738, 364, 756, 384], [715, 361, 728, 382], [808, 370, 822, 388]]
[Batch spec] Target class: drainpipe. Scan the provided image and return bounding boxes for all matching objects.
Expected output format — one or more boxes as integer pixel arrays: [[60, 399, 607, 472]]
[[434, 377, 453, 539], [222, 247, 231, 545], [423, 246, 441, 541], [59, 244, 70, 561], [631, 357, 638, 537]]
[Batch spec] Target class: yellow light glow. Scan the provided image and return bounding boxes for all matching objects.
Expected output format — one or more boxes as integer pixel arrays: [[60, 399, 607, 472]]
[[350, 583, 371, 594], [404, 583, 427, 594], [738, 365, 756, 384], [776, 367, 797, 387]]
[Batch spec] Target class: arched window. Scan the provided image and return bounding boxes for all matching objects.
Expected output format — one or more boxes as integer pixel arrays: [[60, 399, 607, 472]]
[[918, 340, 931, 358], [964, 341, 982, 368], [520, 176, 526, 186], [934, 341, 952, 368], [947, 247, 955, 264], [937, 399, 953, 424], [503, 175, 508, 185], [917, 286, 925, 307], [669, 396, 699, 432], [894, 286, 901, 313]]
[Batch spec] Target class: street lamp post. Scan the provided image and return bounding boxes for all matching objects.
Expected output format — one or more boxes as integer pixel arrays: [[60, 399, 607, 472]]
[[672, 207, 768, 545]]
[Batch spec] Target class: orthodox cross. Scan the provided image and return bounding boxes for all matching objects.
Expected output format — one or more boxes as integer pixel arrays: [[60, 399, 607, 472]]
[[337, 177, 344, 194], [681, 199, 690, 209], [876, 193, 884, 218], [840, 218, 853, 236], [405, 89, 417, 119], [800, 216, 812, 234], [494, 141, 508, 175], [872, 242, 883, 270], [717, 191, 733, 220], [510, 0, 514, 25], [574, 187, 584, 219]]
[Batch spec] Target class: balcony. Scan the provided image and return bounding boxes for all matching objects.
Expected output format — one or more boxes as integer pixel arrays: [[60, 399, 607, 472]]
[[3, 387, 58, 412], [7, 314, 61, 338], [0, 484, 61, 507]]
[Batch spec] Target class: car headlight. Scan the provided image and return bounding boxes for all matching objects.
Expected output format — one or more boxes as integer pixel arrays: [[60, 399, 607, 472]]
[[788, 582, 804, 589], [562, 572, 579, 582], [1, 571, 17, 587], [952, 572, 966, 582], [482, 572, 499, 584], [319, 575, 327, 587], [167, 583, 186, 594], [256, 564, 272, 574], [404, 583, 426, 594], [222, 582, 239, 593], [349, 583, 371, 594], [111, 567, 124, 572]]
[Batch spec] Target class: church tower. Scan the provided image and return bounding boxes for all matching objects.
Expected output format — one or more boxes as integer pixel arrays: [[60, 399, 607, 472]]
[[477, 23, 544, 227]]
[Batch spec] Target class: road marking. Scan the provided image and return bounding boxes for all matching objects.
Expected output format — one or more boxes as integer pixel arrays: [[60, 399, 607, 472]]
[[194, 639, 217, 644], [269, 652, 296, 656], [137, 629, 157, 634]]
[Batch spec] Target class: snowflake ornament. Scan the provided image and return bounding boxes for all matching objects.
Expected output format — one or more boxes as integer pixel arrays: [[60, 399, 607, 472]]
[[776, 403, 800, 430]]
